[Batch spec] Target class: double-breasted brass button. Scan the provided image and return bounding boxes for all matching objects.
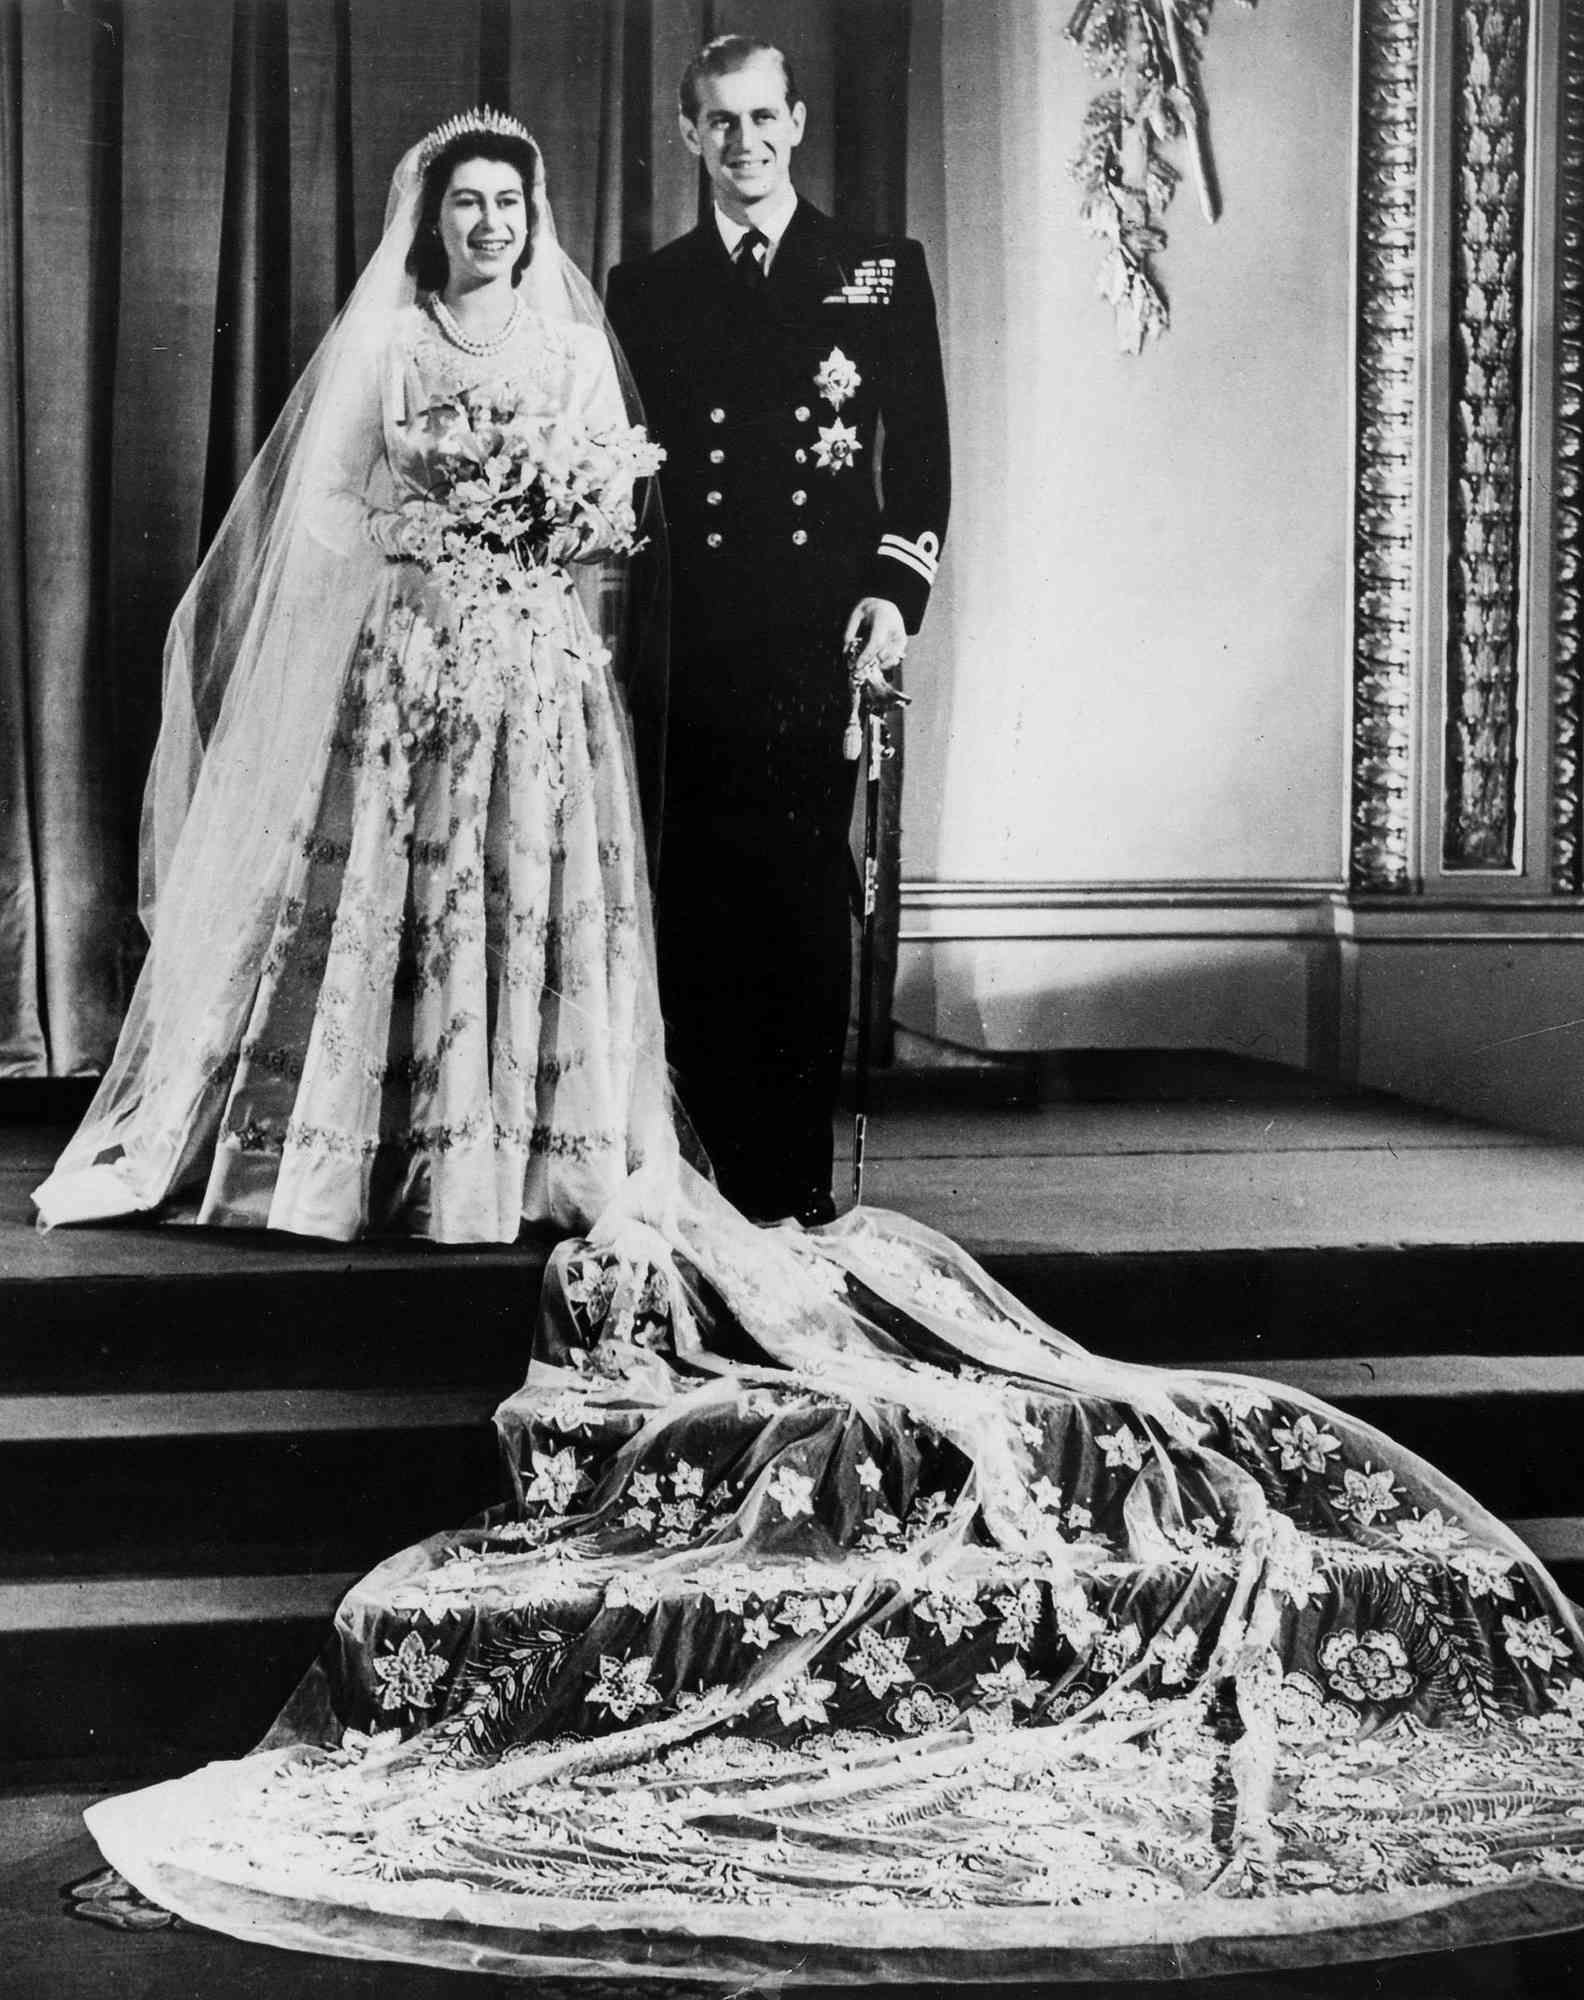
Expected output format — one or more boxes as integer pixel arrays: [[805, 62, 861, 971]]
[[792, 529, 809, 546], [791, 490, 807, 506], [794, 405, 811, 422], [709, 448, 725, 464], [709, 407, 726, 424], [706, 531, 723, 548], [706, 490, 723, 506], [794, 449, 808, 465]]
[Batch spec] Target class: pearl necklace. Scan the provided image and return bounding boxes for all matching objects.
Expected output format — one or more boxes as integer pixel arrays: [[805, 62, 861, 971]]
[[429, 290, 523, 357]]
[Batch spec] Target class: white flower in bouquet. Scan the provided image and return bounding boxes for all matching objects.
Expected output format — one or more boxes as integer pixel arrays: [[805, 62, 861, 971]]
[[397, 397, 665, 597]]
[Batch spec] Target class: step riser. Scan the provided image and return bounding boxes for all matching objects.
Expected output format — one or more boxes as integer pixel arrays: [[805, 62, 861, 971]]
[[1, 1270, 540, 1392], [992, 1248, 1584, 1364], [11, 1246, 1584, 1397], [0, 1429, 503, 1577], [5, 1392, 1582, 1577], [0, 1618, 327, 1773]]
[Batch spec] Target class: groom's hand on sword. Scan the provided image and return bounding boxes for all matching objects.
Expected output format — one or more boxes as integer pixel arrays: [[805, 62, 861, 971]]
[[843, 596, 911, 709]]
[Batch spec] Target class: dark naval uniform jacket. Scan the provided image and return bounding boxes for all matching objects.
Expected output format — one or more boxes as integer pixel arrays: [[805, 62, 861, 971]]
[[606, 199, 949, 1222], [607, 198, 950, 749]]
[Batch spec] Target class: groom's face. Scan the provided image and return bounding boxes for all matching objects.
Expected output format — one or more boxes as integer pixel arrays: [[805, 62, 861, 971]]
[[681, 53, 805, 215]]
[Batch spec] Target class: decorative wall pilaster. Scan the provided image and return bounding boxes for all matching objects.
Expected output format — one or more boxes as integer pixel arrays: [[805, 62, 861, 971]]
[[1441, 1, 1531, 870], [1350, 0, 1422, 893], [1552, 1, 1584, 892]]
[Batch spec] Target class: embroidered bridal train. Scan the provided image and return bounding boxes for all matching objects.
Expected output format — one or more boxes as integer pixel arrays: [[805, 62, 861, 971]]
[[88, 1166, 1584, 1982]]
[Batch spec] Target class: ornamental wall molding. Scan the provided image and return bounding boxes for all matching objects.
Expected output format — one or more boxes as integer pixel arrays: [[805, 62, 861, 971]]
[[1349, 0, 1423, 895], [1441, 0, 1531, 871], [895, 878, 1584, 947], [1551, 0, 1584, 891]]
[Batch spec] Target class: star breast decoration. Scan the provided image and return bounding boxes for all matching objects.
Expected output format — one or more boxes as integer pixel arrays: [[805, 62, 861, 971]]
[[813, 419, 862, 473], [813, 347, 861, 410]]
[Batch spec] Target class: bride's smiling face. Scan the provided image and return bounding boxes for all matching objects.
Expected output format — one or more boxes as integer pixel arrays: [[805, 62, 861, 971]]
[[438, 156, 528, 291]]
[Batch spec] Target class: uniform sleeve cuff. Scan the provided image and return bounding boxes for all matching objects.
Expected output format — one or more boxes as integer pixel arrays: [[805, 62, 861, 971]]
[[868, 531, 942, 633]]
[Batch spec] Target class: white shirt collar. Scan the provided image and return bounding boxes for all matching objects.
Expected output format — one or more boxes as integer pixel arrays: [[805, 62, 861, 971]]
[[714, 188, 799, 269]]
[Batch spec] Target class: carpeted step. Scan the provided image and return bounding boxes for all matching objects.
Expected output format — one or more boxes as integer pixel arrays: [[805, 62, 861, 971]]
[[985, 1242, 1584, 1366], [0, 1390, 504, 1579], [8, 1226, 1584, 1392], [0, 1573, 352, 1775], [0, 1252, 547, 1393], [4, 1354, 1580, 1583]]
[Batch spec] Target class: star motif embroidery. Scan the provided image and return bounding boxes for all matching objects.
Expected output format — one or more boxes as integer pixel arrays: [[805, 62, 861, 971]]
[[586, 1653, 664, 1721], [813, 419, 861, 473], [1270, 1413, 1343, 1476], [813, 346, 862, 409], [775, 1672, 837, 1727], [371, 1629, 448, 1713], [842, 1627, 913, 1698], [918, 1587, 984, 1647], [974, 1658, 1048, 1715], [1029, 1475, 1064, 1515], [1503, 1615, 1572, 1673], [1096, 1425, 1146, 1471], [523, 1445, 589, 1515], [766, 1465, 815, 1518]]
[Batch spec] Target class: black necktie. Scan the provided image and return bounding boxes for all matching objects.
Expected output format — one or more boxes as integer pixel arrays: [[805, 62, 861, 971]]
[[735, 227, 768, 292]]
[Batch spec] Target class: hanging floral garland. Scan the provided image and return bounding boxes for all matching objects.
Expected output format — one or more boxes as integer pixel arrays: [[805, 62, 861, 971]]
[[1067, 0, 1256, 353]]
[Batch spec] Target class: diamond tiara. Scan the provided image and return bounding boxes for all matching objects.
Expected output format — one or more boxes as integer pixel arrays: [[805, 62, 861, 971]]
[[418, 107, 536, 169]]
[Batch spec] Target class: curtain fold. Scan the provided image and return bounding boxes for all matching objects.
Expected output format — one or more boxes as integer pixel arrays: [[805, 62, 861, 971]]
[[0, 0, 921, 1077], [0, 0, 40, 1072], [14, 0, 125, 1071]]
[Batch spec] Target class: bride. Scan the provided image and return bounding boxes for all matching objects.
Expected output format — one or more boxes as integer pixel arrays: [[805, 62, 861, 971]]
[[33, 111, 671, 1243], [57, 114, 1584, 1982]]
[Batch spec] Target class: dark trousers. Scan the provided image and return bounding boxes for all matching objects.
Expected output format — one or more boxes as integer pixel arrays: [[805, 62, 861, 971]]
[[657, 706, 857, 1224]]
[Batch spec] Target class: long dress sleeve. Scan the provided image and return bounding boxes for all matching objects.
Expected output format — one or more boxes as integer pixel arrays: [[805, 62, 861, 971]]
[[304, 332, 410, 562]]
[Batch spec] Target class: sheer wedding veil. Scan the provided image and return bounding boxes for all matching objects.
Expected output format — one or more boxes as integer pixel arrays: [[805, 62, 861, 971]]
[[35, 112, 669, 1224]]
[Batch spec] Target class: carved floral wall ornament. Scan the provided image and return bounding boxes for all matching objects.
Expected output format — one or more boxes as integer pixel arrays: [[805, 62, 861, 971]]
[[1553, 4, 1584, 893], [1443, 1, 1531, 871], [1350, 0, 1423, 894], [1066, 0, 1256, 353]]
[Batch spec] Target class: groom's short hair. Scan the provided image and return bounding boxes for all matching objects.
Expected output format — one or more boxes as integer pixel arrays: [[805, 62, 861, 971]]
[[678, 34, 802, 122]]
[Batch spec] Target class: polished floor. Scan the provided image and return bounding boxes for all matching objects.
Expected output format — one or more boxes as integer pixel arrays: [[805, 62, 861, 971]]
[[3, 1786, 1582, 1998]]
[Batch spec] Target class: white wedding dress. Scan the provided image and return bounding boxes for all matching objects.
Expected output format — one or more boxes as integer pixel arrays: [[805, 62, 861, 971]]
[[182, 305, 665, 1240]]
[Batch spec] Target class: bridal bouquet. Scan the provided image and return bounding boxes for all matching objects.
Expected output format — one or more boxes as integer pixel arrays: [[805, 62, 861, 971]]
[[397, 396, 665, 607], [359, 399, 666, 786]]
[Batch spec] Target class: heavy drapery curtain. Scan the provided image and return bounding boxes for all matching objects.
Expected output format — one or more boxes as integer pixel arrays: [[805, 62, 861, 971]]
[[0, 0, 914, 1077]]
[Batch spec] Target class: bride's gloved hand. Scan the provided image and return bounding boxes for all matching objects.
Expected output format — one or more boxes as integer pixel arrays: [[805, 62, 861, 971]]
[[363, 499, 445, 565], [363, 502, 451, 624]]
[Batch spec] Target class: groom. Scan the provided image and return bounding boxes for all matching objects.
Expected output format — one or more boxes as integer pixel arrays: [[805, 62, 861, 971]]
[[607, 33, 950, 1226]]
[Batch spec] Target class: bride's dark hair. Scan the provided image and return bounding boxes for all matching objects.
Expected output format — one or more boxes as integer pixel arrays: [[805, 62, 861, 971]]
[[406, 131, 541, 293]]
